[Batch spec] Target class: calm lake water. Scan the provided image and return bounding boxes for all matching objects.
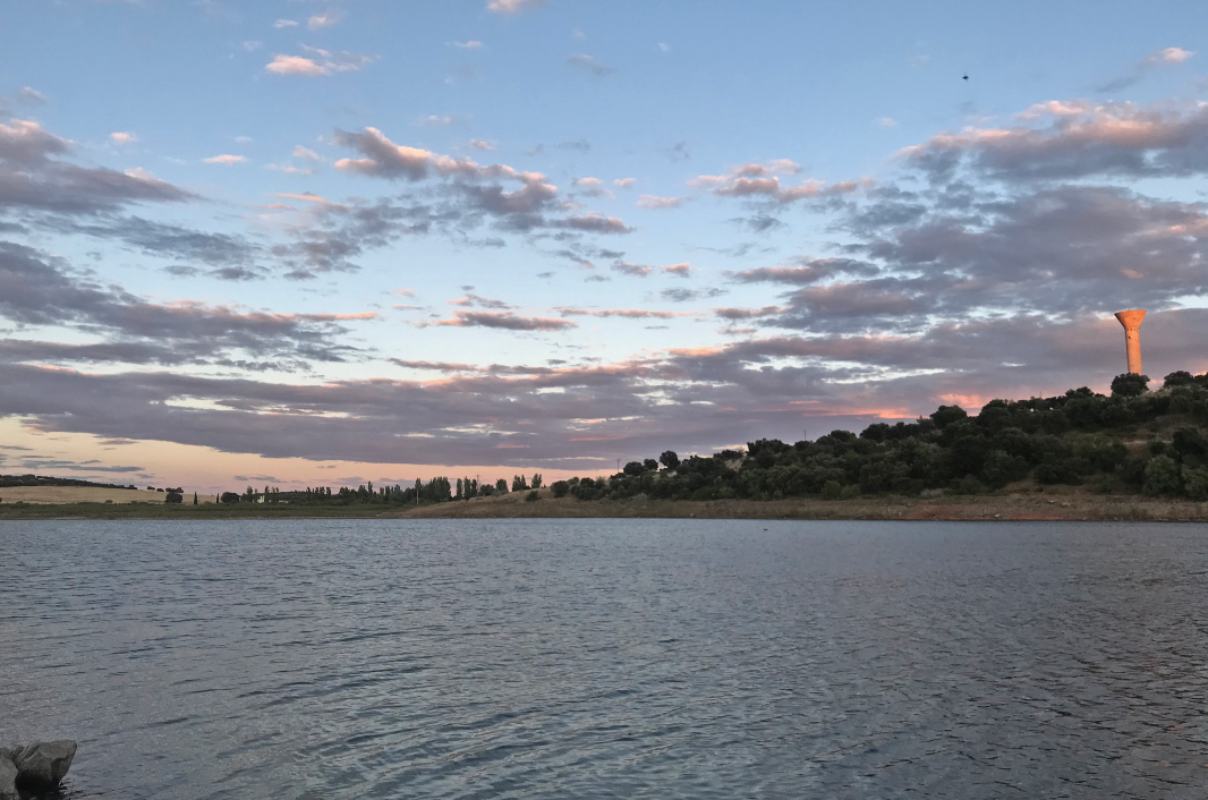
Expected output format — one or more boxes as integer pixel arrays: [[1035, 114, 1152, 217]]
[[2, 519, 1207, 799]]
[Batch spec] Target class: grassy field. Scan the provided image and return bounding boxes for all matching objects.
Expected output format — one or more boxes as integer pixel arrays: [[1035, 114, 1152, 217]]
[[2, 486, 1207, 521], [0, 485, 173, 505]]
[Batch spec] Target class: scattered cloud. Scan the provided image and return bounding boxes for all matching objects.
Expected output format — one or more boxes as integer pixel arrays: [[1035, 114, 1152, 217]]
[[900, 100, 1208, 182], [292, 145, 321, 161], [567, 53, 614, 76], [0, 242, 361, 367], [612, 260, 652, 277], [451, 40, 483, 50], [691, 159, 865, 204], [487, 0, 545, 13], [109, 131, 137, 145], [265, 47, 375, 77], [18, 86, 47, 105], [418, 114, 456, 127], [202, 153, 246, 166], [307, 10, 342, 30], [637, 194, 683, 209], [0, 118, 192, 214], [435, 310, 575, 331], [1098, 45, 1195, 93], [661, 287, 725, 303]]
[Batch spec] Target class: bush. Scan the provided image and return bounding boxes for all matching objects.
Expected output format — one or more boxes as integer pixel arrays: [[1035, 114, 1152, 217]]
[[1183, 467, 1208, 501], [525, 490, 540, 502], [820, 480, 842, 500], [1143, 455, 1183, 496], [165, 491, 183, 504], [220, 491, 240, 504], [550, 480, 569, 498], [952, 475, 987, 495]]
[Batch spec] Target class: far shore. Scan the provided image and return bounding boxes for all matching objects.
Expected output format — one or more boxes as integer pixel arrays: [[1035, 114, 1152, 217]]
[[1, 487, 1207, 522]]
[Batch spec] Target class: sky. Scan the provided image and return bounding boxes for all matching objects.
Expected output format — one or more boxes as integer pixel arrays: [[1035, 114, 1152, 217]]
[[3, 0, 1208, 492]]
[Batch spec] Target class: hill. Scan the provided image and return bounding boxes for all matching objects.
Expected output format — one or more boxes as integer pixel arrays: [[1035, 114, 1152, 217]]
[[0, 485, 172, 506], [0, 474, 140, 490], [536, 370, 1208, 505]]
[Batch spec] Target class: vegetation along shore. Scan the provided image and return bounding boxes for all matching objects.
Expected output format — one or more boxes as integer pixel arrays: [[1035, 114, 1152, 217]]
[[4, 370, 1208, 522]]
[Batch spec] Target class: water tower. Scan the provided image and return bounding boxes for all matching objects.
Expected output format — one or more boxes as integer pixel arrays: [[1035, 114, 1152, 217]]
[[1114, 309, 1146, 375]]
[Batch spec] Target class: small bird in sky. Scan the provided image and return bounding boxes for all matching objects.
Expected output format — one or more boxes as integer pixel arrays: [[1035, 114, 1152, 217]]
[[962, 74, 969, 81]]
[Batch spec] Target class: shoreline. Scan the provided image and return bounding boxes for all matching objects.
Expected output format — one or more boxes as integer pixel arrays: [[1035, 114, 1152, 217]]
[[2, 491, 1207, 522]]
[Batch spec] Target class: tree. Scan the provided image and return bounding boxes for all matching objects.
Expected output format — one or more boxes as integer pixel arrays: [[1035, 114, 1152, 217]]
[[220, 491, 240, 504], [512, 474, 528, 492], [930, 405, 968, 429], [495, 478, 508, 494], [551, 480, 570, 498], [659, 450, 680, 470], [165, 490, 183, 504], [1165, 370, 1196, 389], [1111, 373, 1149, 397], [531, 473, 543, 489], [193, 492, 198, 505], [623, 461, 644, 476]]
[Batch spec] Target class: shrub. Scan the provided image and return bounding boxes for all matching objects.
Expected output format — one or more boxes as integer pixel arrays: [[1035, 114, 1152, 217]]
[[1143, 455, 1183, 496], [1183, 467, 1208, 501], [820, 480, 842, 500], [550, 480, 570, 498], [525, 490, 540, 502], [952, 475, 987, 495]]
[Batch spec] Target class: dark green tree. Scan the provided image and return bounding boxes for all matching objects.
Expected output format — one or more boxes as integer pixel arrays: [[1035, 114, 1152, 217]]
[[1110, 373, 1149, 397]]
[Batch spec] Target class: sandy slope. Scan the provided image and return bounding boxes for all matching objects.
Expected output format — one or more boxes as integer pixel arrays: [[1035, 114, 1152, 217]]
[[392, 487, 1208, 522]]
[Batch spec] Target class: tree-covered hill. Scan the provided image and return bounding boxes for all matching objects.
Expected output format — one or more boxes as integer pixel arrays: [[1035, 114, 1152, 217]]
[[552, 371, 1208, 503]]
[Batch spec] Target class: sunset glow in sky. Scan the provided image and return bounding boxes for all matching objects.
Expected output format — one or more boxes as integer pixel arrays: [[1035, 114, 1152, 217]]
[[3, 1, 1208, 491]]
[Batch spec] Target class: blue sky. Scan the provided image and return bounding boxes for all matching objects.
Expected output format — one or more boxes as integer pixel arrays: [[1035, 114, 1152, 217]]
[[2, 0, 1208, 490]]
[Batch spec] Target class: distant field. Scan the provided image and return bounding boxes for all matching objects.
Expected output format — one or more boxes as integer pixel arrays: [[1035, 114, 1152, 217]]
[[0, 486, 184, 505]]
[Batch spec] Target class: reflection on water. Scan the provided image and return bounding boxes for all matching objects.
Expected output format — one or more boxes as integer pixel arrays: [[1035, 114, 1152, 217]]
[[2, 519, 1207, 799]]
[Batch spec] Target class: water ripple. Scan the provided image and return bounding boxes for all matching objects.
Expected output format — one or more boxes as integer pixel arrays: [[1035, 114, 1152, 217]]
[[2, 519, 1207, 798]]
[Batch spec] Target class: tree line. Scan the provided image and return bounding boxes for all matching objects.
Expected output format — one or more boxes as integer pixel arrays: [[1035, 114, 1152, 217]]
[[208, 370, 1208, 506], [214, 474, 544, 506]]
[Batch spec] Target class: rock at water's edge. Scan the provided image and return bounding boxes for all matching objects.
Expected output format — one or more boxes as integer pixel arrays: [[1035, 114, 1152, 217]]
[[11, 740, 77, 788], [0, 754, 18, 800]]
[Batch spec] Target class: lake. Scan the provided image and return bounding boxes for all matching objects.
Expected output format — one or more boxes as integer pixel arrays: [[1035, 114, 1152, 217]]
[[2, 519, 1206, 799]]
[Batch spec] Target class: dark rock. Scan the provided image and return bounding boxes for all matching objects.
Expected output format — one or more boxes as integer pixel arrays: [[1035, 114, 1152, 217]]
[[12, 740, 77, 788], [0, 754, 17, 800]]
